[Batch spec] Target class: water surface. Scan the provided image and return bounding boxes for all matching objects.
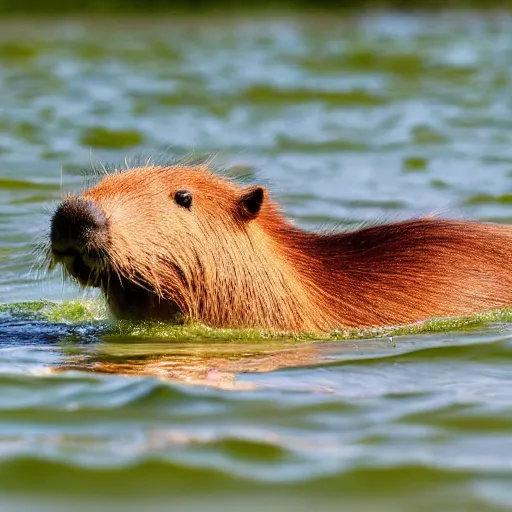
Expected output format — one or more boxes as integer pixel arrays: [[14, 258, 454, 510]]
[[2, 13, 512, 511]]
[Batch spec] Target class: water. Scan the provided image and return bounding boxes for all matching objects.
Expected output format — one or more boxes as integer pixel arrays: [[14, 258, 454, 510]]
[[1, 12, 512, 511]]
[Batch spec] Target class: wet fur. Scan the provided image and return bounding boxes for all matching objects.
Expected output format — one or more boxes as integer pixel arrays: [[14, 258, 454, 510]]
[[50, 164, 512, 332]]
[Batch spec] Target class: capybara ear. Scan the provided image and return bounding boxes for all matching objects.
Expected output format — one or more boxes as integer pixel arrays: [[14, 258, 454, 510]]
[[238, 186, 265, 220]]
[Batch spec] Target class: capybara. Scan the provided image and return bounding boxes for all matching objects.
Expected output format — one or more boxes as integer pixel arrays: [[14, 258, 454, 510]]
[[49, 164, 512, 332]]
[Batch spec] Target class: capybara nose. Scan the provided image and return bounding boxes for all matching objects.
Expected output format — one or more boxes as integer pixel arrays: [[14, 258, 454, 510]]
[[51, 198, 108, 255]]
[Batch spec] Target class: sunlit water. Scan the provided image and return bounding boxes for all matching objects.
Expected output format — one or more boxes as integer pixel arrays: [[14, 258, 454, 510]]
[[2, 13, 512, 511]]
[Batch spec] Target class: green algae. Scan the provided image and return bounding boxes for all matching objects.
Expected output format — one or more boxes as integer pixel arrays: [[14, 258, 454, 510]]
[[403, 156, 428, 172], [0, 42, 39, 61], [0, 178, 59, 191], [80, 127, 145, 149], [430, 179, 450, 189], [411, 125, 450, 145], [275, 136, 370, 153], [240, 85, 387, 106], [339, 52, 424, 77], [462, 193, 512, 206], [0, 300, 107, 324], [2, 300, 512, 342]]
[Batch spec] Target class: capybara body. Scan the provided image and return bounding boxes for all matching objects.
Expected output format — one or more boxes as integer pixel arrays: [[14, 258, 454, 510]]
[[49, 164, 512, 332]]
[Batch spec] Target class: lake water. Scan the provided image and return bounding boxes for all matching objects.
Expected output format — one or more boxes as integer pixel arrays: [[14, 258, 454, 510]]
[[2, 12, 512, 511]]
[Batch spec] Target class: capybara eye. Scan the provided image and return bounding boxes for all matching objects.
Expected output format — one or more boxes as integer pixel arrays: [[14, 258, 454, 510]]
[[174, 190, 192, 209]]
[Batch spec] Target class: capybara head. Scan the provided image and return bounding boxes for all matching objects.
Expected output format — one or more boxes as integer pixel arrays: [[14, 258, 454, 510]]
[[50, 165, 280, 324]]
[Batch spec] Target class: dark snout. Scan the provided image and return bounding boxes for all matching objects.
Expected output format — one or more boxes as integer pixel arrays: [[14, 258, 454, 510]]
[[51, 197, 107, 253], [50, 197, 108, 285]]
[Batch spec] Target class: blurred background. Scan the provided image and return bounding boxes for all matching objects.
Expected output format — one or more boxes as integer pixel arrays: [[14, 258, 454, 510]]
[[2, 3, 512, 512], [1, 0, 512, 11], [2, 4, 512, 302]]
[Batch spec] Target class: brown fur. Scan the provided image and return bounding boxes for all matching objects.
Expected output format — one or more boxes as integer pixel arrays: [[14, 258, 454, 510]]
[[51, 165, 512, 332]]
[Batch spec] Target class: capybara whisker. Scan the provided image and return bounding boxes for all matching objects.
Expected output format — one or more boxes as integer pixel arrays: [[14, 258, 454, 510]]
[[47, 163, 512, 332]]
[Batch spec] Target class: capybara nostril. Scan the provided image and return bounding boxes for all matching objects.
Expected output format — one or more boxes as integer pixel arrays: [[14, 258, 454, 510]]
[[51, 197, 108, 255]]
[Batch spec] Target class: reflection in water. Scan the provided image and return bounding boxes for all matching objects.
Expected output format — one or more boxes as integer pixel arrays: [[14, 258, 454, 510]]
[[56, 341, 322, 389]]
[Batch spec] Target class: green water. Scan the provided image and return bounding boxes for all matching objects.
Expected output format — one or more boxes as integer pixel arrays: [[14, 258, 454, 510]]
[[2, 13, 512, 511]]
